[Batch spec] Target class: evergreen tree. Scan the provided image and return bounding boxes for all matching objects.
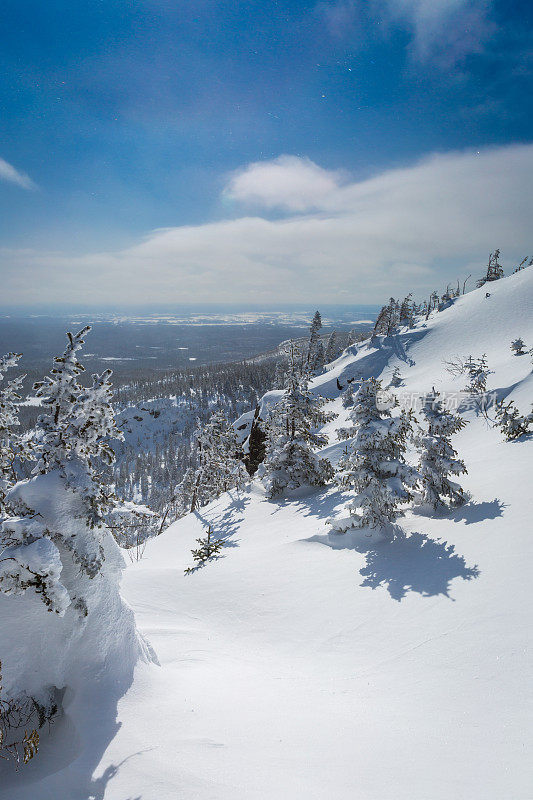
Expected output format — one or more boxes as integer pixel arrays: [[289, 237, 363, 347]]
[[307, 311, 325, 373], [463, 354, 493, 416], [245, 406, 267, 476], [274, 360, 286, 389], [184, 526, 225, 574], [177, 412, 248, 512], [510, 338, 526, 356], [259, 353, 334, 497], [389, 366, 403, 388], [328, 378, 418, 533], [324, 331, 339, 364], [399, 294, 414, 328], [373, 298, 400, 336], [476, 249, 504, 287], [341, 382, 355, 409], [0, 328, 126, 616], [32, 326, 92, 473], [0, 353, 31, 511], [415, 389, 467, 510], [494, 400, 533, 440], [372, 304, 389, 336]]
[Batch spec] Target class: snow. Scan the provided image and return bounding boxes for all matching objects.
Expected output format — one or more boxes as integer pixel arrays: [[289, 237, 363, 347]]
[[2, 269, 533, 798]]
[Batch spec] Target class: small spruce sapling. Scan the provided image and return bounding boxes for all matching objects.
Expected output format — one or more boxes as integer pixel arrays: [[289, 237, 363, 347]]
[[184, 526, 225, 574]]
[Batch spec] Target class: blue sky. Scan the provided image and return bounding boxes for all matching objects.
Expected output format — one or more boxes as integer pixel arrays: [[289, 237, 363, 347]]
[[1, 0, 532, 305]]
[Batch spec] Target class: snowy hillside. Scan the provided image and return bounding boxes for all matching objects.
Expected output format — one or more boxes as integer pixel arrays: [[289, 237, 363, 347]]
[[2, 269, 533, 799]]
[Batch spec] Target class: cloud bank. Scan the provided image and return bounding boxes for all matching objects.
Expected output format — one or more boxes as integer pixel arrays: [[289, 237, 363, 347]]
[[0, 157, 37, 190], [385, 0, 495, 64], [2, 143, 532, 305], [318, 0, 495, 64]]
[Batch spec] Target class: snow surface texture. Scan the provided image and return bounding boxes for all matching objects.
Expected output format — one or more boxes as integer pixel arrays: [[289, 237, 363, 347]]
[[2, 268, 533, 799]]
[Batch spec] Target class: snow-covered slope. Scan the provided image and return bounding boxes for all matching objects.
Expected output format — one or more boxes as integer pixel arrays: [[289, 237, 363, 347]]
[[4, 270, 532, 799]]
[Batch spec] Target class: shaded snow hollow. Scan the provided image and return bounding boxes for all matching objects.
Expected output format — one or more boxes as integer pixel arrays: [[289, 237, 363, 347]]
[[3, 268, 533, 799]]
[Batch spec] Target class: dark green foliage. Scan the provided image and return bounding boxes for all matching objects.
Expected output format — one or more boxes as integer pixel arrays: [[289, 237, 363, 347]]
[[184, 526, 225, 574], [494, 400, 532, 440], [245, 406, 266, 476]]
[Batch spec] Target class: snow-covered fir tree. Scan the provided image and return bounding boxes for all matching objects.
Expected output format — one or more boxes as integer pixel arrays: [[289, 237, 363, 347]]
[[177, 411, 248, 513], [341, 382, 355, 409], [328, 378, 418, 533], [324, 331, 339, 364], [477, 249, 504, 287], [510, 338, 526, 355], [372, 304, 388, 336], [373, 298, 400, 336], [415, 388, 467, 510], [274, 359, 287, 389], [389, 366, 404, 388], [0, 328, 127, 616], [494, 400, 532, 440], [337, 384, 362, 440], [0, 353, 31, 511], [463, 354, 493, 415], [399, 294, 414, 328], [307, 311, 325, 373], [258, 352, 334, 497]]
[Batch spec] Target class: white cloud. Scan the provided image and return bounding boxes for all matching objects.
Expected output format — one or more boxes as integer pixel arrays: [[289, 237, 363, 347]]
[[0, 157, 37, 190], [224, 155, 343, 212], [381, 0, 495, 64], [316, 0, 495, 64], [2, 144, 532, 305]]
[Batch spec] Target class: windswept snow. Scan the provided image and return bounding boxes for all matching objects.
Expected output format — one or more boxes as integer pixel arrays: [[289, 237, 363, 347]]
[[2, 269, 533, 799]]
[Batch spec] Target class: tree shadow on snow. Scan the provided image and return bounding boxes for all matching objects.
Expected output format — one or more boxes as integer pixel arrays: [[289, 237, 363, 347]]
[[270, 487, 350, 521], [447, 498, 505, 525], [193, 490, 251, 547], [387, 332, 417, 367], [76, 749, 149, 800], [357, 531, 480, 600], [309, 527, 479, 601]]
